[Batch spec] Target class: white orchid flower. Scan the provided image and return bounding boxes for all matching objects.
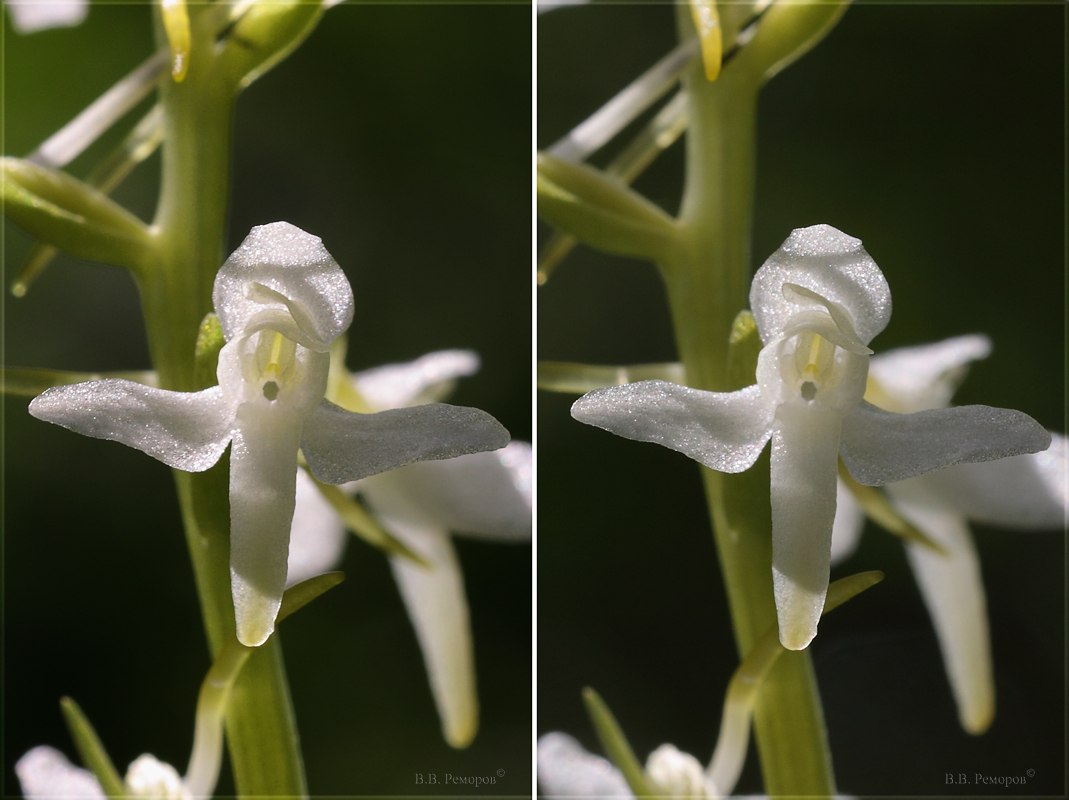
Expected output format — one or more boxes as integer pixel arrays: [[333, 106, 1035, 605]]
[[571, 224, 1050, 651], [17, 747, 189, 800], [4, 0, 87, 34], [538, 733, 716, 800], [831, 335, 1067, 734], [287, 349, 531, 748], [27, 222, 510, 647]]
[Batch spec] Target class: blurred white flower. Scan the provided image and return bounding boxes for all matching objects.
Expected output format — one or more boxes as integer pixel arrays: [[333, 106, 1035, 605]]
[[17, 748, 189, 800], [832, 335, 1067, 734], [287, 350, 531, 748], [4, 0, 87, 34], [571, 224, 1050, 651], [28, 223, 509, 647]]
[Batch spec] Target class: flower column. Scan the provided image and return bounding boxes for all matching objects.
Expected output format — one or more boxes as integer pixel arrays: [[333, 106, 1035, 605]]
[[660, 6, 850, 796]]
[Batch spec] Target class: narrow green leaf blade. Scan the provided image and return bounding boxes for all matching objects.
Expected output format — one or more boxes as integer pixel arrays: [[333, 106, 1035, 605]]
[[59, 697, 126, 798], [314, 480, 431, 568], [2, 367, 157, 397], [582, 687, 657, 799], [538, 361, 686, 394]]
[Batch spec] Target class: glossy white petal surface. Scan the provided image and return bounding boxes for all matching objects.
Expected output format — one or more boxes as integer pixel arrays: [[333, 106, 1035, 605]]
[[841, 402, 1052, 487], [830, 479, 865, 565], [301, 400, 510, 485], [28, 381, 232, 472], [386, 518, 477, 748], [6, 0, 88, 33], [770, 402, 842, 650], [868, 335, 992, 414], [907, 433, 1068, 529], [16, 746, 105, 800], [360, 442, 532, 541], [287, 468, 349, 585], [353, 350, 480, 410], [750, 224, 891, 346], [571, 381, 774, 473], [537, 733, 632, 799], [213, 222, 353, 349], [891, 492, 994, 735], [229, 403, 304, 647]]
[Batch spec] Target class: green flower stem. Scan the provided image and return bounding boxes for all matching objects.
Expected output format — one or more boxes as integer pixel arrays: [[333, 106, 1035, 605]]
[[658, 21, 835, 799], [137, 5, 307, 796]]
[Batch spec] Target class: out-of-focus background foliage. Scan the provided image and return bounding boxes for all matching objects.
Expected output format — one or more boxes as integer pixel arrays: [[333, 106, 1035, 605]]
[[3, 4, 531, 795], [538, 3, 1064, 796]]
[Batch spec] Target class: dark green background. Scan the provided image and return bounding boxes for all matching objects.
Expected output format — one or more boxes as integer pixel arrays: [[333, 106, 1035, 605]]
[[3, 4, 531, 796], [538, 3, 1065, 796]]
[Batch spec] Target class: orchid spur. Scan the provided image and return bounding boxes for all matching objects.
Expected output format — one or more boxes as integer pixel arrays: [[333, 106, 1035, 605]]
[[831, 334, 1068, 734], [27, 222, 510, 647], [570, 224, 1050, 651], [287, 348, 532, 748]]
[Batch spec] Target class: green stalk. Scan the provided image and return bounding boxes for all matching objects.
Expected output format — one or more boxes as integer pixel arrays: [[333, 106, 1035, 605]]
[[137, 6, 307, 796], [658, 16, 835, 799]]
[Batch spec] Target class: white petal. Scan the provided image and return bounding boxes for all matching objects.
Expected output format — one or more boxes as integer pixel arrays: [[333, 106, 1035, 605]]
[[229, 403, 304, 647], [28, 381, 233, 472], [537, 733, 632, 799], [286, 469, 348, 586], [537, 0, 588, 12], [868, 334, 992, 414], [300, 400, 510, 485], [5, 0, 87, 33], [904, 433, 1068, 529], [750, 225, 891, 346], [359, 442, 532, 541], [386, 519, 477, 748], [770, 402, 842, 650], [892, 496, 994, 735], [16, 746, 105, 800], [353, 350, 479, 411], [840, 401, 1052, 487], [570, 381, 774, 473], [830, 479, 865, 565], [124, 754, 189, 800], [212, 223, 353, 349]]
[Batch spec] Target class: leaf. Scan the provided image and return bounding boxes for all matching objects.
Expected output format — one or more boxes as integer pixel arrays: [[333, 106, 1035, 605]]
[[2, 367, 157, 397], [733, 0, 851, 83], [59, 697, 126, 799], [537, 153, 679, 263], [838, 461, 950, 556], [221, 0, 325, 89], [581, 688, 658, 799], [277, 571, 346, 624], [1, 158, 152, 272], [12, 106, 164, 297], [313, 479, 432, 568], [537, 361, 686, 394]]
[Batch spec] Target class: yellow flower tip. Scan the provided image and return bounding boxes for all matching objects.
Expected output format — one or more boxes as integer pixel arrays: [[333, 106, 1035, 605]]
[[536, 269, 549, 286], [444, 716, 479, 750], [161, 0, 191, 83], [688, 0, 722, 81], [961, 695, 995, 736], [11, 281, 27, 298]]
